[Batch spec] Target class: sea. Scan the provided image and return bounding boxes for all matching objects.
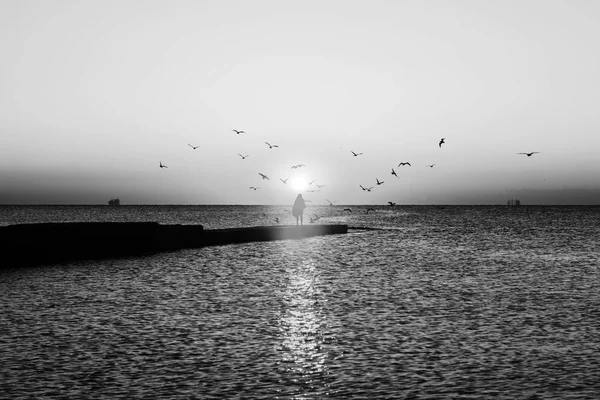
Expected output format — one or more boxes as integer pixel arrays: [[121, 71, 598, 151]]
[[1, 205, 599, 399]]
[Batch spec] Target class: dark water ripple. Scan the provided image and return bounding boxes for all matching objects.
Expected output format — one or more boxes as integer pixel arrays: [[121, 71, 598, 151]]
[[1, 206, 600, 398]]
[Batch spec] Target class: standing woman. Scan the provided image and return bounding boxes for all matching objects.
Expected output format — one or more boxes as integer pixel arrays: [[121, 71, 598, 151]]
[[292, 193, 306, 226]]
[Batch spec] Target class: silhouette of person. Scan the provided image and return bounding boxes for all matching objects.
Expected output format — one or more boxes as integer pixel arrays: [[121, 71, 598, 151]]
[[292, 193, 306, 226]]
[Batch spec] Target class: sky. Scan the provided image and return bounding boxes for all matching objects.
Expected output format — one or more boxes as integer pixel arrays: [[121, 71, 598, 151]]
[[1, 0, 599, 205]]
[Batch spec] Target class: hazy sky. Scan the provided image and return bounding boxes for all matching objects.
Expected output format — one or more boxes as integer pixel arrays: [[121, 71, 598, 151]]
[[1, 0, 599, 205]]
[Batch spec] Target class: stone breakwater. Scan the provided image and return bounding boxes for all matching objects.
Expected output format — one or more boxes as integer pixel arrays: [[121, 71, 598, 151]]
[[0, 222, 348, 268]]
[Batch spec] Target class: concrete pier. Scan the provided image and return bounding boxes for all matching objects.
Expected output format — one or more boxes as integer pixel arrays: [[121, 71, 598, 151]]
[[0, 222, 348, 268], [200, 225, 348, 247]]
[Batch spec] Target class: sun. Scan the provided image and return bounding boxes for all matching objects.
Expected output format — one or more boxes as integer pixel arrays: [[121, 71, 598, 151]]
[[289, 176, 308, 192]]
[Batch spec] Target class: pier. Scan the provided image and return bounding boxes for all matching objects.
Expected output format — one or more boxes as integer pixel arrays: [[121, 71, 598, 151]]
[[0, 222, 348, 268]]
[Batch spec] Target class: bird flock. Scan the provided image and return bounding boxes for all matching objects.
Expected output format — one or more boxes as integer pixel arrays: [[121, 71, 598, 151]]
[[158, 129, 541, 207]]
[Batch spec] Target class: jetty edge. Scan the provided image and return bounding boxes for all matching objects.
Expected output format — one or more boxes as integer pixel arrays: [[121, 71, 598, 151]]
[[0, 222, 348, 268]]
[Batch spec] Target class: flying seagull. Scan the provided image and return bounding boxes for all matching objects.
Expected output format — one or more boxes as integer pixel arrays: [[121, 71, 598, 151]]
[[427, 164, 436, 168], [238, 154, 249, 159], [316, 184, 326, 188], [343, 208, 352, 213], [258, 173, 270, 180], [439, 138, 445, 148], [391, 168, 398, 177], [188, 143, 199, 149], [351, 151, 363, 157], [249, 186, 260, 190], [398, 162, 411, 167], [376, 178, 384, 185], [308, 180, 316, 185], [159, 161, 168, 168], [265, 142, 279, 149], [388, 201, 396, 206], [360, 185, 373, 192], [326, 199, 337, 206], [280, 177, 289, 184], [291, 164, 306, 169], [233, 130, 245, 134], [518, 152, 540, 157]]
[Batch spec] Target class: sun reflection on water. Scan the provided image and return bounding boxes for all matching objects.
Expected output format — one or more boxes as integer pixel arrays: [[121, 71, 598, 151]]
[[276, 258, 330, 397]]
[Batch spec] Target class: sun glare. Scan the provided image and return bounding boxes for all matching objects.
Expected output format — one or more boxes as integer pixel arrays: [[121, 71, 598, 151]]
[[289, 176, 308, 192]]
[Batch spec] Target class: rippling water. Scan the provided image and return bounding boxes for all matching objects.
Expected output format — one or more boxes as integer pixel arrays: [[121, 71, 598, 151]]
[[1, 205, 600, 398]]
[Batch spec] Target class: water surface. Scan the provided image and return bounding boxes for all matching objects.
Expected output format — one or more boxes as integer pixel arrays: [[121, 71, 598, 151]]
[[1, 205, 599, 398]]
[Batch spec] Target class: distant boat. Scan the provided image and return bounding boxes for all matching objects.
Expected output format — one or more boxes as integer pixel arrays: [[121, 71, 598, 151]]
[[108, 198, 121, 206], [507, 199, 521, 206]]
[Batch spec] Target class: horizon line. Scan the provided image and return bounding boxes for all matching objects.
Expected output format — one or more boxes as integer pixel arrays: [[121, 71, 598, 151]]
[[1, 203, 598, 207]]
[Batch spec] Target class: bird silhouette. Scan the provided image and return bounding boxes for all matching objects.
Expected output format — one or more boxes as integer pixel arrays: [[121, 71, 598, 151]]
[[391, 168, 398, 177], [159, 161, 168, 168], [274, 217, 280, 224], [398, 162, 411, 167], [351, 151, 363, 157], [258, 173, 270, 180], [343, 208, 352, 213], [316, 184, 326, 188], [439, 138, 445, 148], [249, 186, 259, 190], [366, 208, 375, 214], [238, 154, 249, 159], [188, 144, 199, 149], [265, 142, 279, 149], [308, 180, 316, 185], [388, 201, 396, 206], [326, 199, 337, 206], [518, 152, 540, 157], [427, 164, 436, 168], [233, 130, 245, 134], [280, 177, 289, 184], [291, 164, 306, 169], [376, 178, 384, 185], [360, 185, 373, 192]]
